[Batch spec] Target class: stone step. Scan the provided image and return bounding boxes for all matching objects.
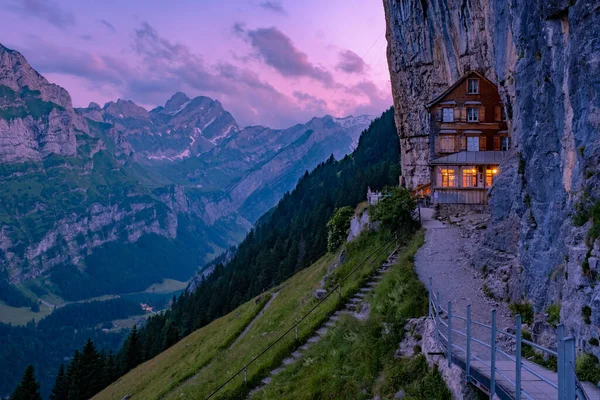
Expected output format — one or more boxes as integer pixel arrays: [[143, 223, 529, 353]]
[[330, 315, 340, 321], [355, 292, 366, 298], [372, 274, 384, 280], [282, 357, 297, 365], [300, 344, 310, 351], [307, 335, 321, 344], [346, 303, 358, 309], [261, 377, 272, 385], [366, 281, 378, 287], [271, 367, 284, 376], [316, 327, 328, 336], [349, 297, 362, 303], [325, 321, 336, 328], [360, 287, 373, 293]]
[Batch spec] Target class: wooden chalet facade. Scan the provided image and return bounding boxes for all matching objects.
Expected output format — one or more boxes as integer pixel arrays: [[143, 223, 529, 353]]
[[427, 71, 509, 205]]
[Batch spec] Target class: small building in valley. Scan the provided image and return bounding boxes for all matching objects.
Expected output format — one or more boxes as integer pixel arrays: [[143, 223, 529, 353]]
[[427, 71, 509, 205]]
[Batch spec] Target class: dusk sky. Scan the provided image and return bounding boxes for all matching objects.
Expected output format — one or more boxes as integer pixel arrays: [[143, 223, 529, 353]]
[[0, 0, 391, 128]]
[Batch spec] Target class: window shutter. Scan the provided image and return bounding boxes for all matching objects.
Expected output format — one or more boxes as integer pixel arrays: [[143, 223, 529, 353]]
[[459, 136, 467, 151], [495, 106, 502, 121], [460, 108, 467, 121], [435, 109, 442, 122], [494, 136, 501, 150], [479, 136, 487, 151], [479, 106, 486, 122], [454, 108, 460, 121], [435, 137, 442, 154]]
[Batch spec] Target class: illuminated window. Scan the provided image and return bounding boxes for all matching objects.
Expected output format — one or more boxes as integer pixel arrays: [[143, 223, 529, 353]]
[[467, 78, 479, 94], [467, 137, 479, 151], [441, 168, 456, 187], [462, 168, 477, 187], [486, 168, 499, 187], [440, 136, 455, 152], [467, 107, 479, 122], [442, 108, 454, 122], [501, 137, 510, 151]]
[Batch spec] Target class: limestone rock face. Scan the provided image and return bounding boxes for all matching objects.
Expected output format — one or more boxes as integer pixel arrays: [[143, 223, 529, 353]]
[[0, 44, 84, 162], [384, 0, 600, 352]]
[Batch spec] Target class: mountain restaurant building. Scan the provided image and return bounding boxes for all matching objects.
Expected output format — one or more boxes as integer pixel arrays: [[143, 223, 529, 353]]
[[427, 71, 509, 205]]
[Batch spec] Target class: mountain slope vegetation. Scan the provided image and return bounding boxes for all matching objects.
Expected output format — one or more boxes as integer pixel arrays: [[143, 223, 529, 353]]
[[37, 107, 400, 399]]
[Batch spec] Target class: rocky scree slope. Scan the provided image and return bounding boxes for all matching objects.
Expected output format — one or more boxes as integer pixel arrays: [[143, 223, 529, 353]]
[[384, 0, 600, 354]]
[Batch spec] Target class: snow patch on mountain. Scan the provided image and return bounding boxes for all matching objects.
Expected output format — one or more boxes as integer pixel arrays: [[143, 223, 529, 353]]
[[333, 115, 376, 129]]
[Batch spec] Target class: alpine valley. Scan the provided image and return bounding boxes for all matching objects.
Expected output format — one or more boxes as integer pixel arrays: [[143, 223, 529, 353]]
[[0, 42, 375, 396]]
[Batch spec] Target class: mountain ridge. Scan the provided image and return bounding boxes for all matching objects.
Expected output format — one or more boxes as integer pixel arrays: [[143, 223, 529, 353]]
[[0, 42, 378, 303]]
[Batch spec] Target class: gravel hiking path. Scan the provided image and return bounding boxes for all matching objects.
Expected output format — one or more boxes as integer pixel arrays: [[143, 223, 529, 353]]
[[416, 208, 513, 358]]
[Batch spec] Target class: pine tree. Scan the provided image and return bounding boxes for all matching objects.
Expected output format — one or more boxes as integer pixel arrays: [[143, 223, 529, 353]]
[[79, 339, 103, 399], [10, 365, 42, 400], [124, 325, 142, 373], [50, 364, 68, 400], [105, 351, 117, 386], [66, 351, 82, 400]]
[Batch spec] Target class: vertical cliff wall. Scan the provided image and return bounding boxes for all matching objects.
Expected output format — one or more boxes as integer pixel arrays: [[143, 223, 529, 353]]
[[384, 0, 600, 352]]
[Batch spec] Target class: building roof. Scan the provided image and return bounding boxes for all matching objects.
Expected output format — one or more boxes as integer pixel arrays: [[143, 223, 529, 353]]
[[426, 71, 496, 109], [431, 151, 507, 165]]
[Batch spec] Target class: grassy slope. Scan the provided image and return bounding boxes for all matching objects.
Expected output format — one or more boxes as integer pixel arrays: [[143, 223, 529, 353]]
[[95, 231, 394, 400], [0, 301, 53, 325], [252, 231, 451, 400]]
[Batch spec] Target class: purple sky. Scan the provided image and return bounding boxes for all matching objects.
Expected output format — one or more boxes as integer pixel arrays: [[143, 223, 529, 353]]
[[0, 0, 391, 128]]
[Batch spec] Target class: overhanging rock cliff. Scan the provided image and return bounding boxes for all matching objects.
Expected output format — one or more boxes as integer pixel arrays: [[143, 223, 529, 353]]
[[384, 0, 600, 354]]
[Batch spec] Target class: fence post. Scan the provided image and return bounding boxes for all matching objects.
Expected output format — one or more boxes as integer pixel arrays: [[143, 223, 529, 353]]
[[447, 301, 452, 367], [338, 285, 342, 301], [428, 277, 433, 318], [295, 324, 298, 341], [466, 304, 471, 383], [515, 314, 522, 400], [557, 324, 565, 400], [435, 291, 441, 342], [565, 337, 576, 400], [244, 367, 247, 384], [490, 309, 496, 400]]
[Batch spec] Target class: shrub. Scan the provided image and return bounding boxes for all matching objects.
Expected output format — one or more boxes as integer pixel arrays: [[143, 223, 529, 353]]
[[588, 202, 600, 244], [582, 306, 592, 324], [589, 338, 599, 347], [576, 354, 600, 384], [326, 206, 354, 252], [572, 202, 589, 227], [509, 301, 534, 325], [546, 303, 561, 327], [370, 186, 417, 234]]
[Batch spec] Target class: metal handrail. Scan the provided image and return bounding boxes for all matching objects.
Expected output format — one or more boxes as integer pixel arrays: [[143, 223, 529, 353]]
[[428, 278, 582, 400], [204, 236, 397, 399]]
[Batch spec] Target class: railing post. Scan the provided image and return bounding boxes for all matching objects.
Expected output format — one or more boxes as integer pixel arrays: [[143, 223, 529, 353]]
[[428, 277, 433, 318], [244, 367, 247, 384], [565, 336, 576, 400], [466, 304, 471, 383], [557, 324, 565, 400], [490, 309, 496, 400], [435, 291, 441, 343], [338, 284, 342, 301], [447, 301, 452, 367], [295, 324, 298, 341], [515, 314, 522, 400]]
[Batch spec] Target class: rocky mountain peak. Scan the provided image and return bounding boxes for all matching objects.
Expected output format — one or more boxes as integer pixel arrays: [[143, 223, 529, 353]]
[[0, 42, 73, 111], [103, 98, 150, 120], [163, 92, 191, 114], [88, 102, 101, 110]]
